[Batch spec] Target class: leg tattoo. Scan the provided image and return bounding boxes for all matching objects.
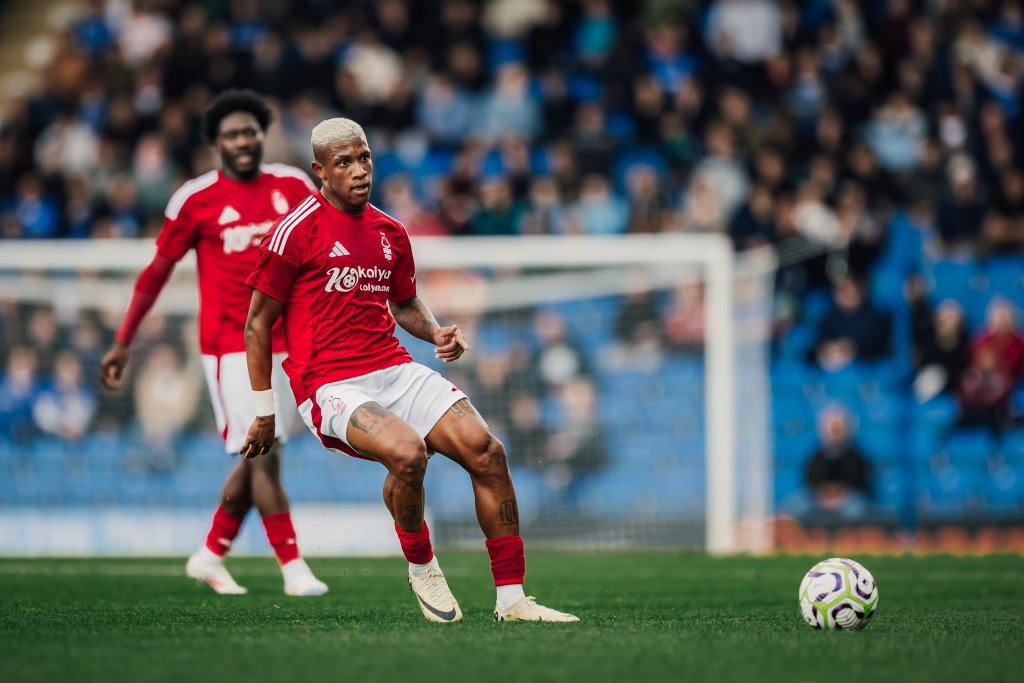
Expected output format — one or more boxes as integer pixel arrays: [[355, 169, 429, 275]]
[[351, 403, 391, 438], [499, 499, 519, 526]]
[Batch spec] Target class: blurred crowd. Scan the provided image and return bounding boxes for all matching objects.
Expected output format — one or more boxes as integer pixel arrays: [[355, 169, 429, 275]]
[[0, 0, 1022, 249], [3, 0, 1024, 520]]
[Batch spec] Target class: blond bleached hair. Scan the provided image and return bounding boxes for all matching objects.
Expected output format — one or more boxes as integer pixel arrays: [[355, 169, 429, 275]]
[[311, 118, 367, 160]]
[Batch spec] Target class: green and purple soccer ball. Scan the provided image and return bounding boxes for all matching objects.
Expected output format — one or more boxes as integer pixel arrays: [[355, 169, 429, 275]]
[[799, 557, 879, 630]]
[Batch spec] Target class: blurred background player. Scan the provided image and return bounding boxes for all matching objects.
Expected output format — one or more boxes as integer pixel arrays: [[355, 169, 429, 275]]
[[100, 90, 327, 597], [239, 117, 578, 622]]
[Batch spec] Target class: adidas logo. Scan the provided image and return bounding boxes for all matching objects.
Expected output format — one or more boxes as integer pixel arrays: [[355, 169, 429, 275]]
[[330, 241, 350, 258], [217, 205, 241, 225]]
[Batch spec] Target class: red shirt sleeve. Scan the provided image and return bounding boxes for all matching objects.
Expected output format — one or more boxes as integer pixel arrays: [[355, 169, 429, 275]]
[[247, 221, 302, 302], [155, 199, 199, 261], [389, 227, 417, 303]]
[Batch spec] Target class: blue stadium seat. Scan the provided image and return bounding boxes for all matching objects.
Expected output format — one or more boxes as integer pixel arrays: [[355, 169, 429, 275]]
[[1000, 429, 1024, 465], [773, 431, 818, 468], [775, 322, 817, 360], [916, 464, 981, 520], [982, 255, 1024, 303], [773, 466, 805, 507], [943, 428, 998, 466], [859, 427, 899, 467], [982, 463, 1024, 517], [909, 428, 942, 465], [770, 358, 812, 398], [882, 212, 925, 274], [870, 263, 907, 312], [912, 394, 958, 435], [926, 258, 987, 329], [873, 465, 906, 516]]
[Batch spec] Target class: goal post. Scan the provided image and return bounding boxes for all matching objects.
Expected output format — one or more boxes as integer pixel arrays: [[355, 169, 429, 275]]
[[0, 235, 775, 555]]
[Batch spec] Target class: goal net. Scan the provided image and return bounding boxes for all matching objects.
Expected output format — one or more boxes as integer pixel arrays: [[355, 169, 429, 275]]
[[0, 235, 775, 555]]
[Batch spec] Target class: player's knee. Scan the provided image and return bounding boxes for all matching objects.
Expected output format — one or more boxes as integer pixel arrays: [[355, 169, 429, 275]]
[[473, 434, 510, 482], [390, 438, 428, 485]]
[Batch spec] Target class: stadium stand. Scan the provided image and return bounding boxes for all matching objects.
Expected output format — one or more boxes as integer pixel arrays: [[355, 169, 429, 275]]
[[2, 0, 1024, 543]]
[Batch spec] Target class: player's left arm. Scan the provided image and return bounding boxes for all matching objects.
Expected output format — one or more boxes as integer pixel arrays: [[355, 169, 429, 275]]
[[390, 296, 468, 363]]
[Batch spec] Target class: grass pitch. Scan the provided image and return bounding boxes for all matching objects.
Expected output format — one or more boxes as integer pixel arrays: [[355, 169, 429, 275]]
[[1, 553, 1021, 683]]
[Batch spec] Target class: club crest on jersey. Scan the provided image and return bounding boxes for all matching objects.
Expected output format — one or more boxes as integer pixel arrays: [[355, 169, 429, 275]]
[[271, 190, 290, 215], [380, 233, 392, 261], [325, 265, 392, 293]]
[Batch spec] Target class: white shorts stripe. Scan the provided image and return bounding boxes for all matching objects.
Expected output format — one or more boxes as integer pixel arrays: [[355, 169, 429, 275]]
[[269, 196, 317, 254]]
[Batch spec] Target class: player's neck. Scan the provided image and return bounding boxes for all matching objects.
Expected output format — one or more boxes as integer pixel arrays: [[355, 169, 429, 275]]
[[220, 167, 261, 183], [321, 189, 367, 216]]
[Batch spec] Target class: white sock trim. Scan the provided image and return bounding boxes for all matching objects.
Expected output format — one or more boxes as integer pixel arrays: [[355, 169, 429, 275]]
[[409, 556, 440, 576], [496, 583, 526, 611]]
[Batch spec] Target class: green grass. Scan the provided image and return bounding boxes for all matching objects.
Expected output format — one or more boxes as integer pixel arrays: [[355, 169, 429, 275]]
[[1, 553, 1022, 683]]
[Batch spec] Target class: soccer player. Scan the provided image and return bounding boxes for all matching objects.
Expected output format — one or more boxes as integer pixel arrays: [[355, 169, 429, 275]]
[[100, 90, 328, 597], [239, 118, 579, 623]]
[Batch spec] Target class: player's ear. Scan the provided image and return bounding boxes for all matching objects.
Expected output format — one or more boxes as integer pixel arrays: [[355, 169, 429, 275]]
[[311, 159, 325, 181]]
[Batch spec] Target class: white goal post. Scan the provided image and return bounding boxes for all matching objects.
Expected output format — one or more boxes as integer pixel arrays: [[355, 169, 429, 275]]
[[0, 235, 774, 555]]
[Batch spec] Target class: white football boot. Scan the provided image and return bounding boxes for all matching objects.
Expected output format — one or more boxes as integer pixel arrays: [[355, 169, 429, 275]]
[[185, 547, 248, 595], [408, 566, 463, 623], [281, 558, 329, 597], [494, 596, 579, 622]]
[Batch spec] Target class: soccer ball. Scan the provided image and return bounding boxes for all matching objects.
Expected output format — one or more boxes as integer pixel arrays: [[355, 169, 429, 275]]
[[799, 557, 878, 630]]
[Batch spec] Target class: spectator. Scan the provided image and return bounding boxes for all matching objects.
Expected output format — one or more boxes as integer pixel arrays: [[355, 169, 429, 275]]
[[531, 309, 590, 390], [801, 405, 872, 521], [937, 156, 987, 249], [518, 176, 569, 235], [471, 175, 521, 236], [567, 174, 628, 235], [814, 276, 892, 370], [729, 184, 776, 250], [663, 282, 706, 354], [970, 298, 1024, 383], [957, 345, 1016, 433], [705, 0, 782, 65], [6, 174, 60, 238], [130, 344, 201, 472], [0, 347, 39, 445], [472, 62, 540, 144], [540, 376, 608, 506], [31, 351, 96, 443], [625, 163, 676, 234], [912, 299, 970, 404]]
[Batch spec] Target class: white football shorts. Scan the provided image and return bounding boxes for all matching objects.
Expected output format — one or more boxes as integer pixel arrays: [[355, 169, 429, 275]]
[[297, 362, 468, 460], [201, 352, 297, 454]]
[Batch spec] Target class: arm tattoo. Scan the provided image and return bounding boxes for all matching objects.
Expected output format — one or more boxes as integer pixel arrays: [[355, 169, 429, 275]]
[[351, 403, 390, 437], [499, 499, 519, 525]]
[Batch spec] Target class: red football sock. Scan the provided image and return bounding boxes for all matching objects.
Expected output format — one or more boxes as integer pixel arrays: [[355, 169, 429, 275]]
[[262, 511, 300, 565], [485, 535, 525, 586], [204, 505, 244, 557], [395, 521, 434, 564]]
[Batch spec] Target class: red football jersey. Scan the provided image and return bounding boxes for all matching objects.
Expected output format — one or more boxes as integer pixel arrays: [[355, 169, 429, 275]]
[[156, 164, 317, 355], [246, 193, 418, 404]]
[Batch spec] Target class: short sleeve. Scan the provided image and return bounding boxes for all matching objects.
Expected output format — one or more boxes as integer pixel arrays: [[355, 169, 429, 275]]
[[246, 218, 304, 302], [155, 210, 198, 262], [388, 228, 417, 302]]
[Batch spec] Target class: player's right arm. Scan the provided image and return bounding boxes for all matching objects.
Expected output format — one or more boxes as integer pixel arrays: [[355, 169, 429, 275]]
[[239, 289, 284, 459], [99, 252, 177, 390], [238, 213, 302, 459], [100, 180, 203, 390]]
